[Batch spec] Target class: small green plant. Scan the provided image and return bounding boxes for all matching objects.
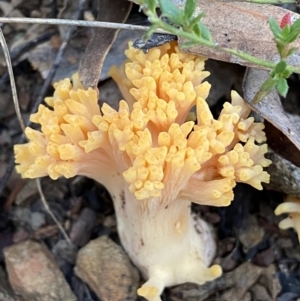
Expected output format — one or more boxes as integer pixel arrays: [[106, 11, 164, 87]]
[[141, 0, 213, 45], [253, 14, 300, 103], [158, 0, 212, 42], [138, 0, 300, 104]]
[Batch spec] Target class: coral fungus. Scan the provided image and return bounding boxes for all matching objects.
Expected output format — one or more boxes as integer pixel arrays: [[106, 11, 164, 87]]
[[14, 42, 271, 301], [275, 195, 300, 241]]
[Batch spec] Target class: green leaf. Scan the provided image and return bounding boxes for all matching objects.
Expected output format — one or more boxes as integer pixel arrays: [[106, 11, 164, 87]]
[[252, 90, 271, 104], [193, 23, 201, 37], [286, 47, 297, 57], [147, 0, 157, 11], [282, 69, 292, 78], [198, 22, 212, 41], [276, 43, 286, 57], [276, 78, 289, 97], [252, 77, 277, 104], [281, 25, 291, 38], [260, 76, 277, 91], [190, 13, 204, 23], [184, 0, 196, 20], [189, 12, 205, 28], [159, 0, 184, 24], [284, 31, 300, 44], [269, 18, 283, 39], [275, 38, 288, 47], [291, 18, 300, 31], [274, 60, 287, 73]]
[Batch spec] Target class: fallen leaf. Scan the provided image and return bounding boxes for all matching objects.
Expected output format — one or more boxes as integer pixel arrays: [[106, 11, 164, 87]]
[[28, 30, 89, 81], [100, 28, 142, 81], [32, 225, 59, 240], [178, 0, 300, 70], [243, 68, 300, 167], [79, 0, 132, 89], [264, 120, 300, 167], [27, 1, 88, 82]]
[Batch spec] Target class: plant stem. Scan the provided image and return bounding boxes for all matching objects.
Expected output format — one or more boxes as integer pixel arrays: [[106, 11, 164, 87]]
[[147, 10, 300, 74]]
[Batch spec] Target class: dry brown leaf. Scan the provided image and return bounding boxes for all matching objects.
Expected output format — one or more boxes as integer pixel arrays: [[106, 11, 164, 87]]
[[243, 68, 300, 167], [178, 0, 300, 70], [28, 31, 89, 81], [32, 225, 59, 240], [79, 0, 132, 89], [57, 0, 87, 39], [28, 0, 87, 81], [264, 120, 300, 167]]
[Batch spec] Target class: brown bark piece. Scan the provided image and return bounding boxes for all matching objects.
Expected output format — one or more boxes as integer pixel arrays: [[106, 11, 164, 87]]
[[74, 236, 139, 301], [3, 240, 76, 301]]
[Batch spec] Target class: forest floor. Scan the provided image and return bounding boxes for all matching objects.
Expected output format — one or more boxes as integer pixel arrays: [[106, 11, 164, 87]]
[[1, 1, 300, 301]]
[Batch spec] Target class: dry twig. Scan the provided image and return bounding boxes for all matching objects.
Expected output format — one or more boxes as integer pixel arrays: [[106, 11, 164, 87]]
[[0, 28, 25, 131], [0, 30, 58, 89], [0, 17, 164, 32], [0, 0, 87, 245]]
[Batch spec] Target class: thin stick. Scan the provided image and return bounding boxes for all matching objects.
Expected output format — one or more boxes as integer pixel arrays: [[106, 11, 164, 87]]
[[0, 27, 71, 244], [0, 17, 167, 32], [0, 30, 58, 89], [36, 179, 71, 244], [31, 26, 77, 113], [0, 27, 27, 207], [0, 28, 25, 131], [0, 3, 89, 245], [33, 0, 87, 245], [0, 16, 81, 198]]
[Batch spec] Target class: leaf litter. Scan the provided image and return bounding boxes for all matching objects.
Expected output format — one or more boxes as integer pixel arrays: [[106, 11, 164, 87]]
[[0, 0, 300, 301]]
